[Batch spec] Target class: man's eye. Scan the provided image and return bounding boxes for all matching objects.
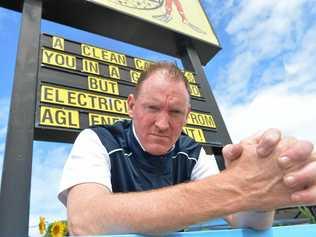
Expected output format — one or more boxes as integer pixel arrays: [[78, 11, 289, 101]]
[[147, 106, 159, 112], [171, 110, 183, 116]]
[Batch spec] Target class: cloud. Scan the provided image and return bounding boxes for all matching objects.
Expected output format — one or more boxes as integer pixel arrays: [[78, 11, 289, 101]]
[[210, 0, 316, 104], [204, 0, 316, 145], [221, 88, 316, 145], [283, 24, 316, 93], [201, 0, 236, 27]]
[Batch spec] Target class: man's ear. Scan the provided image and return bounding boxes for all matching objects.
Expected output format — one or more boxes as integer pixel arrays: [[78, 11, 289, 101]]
[[185, 105, 191, 122], [127, 94, 135, 118]]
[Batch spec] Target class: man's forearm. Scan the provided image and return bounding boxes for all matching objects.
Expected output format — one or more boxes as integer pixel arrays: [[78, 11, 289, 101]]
[[68, 170, 249, 235]]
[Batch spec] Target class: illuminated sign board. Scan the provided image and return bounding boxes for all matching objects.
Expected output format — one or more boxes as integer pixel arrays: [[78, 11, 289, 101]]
[[40, 106, 80, 128], [35, 34, 219, 144], [42, 49, 76, 70], [187, 112, 216, 129], [41, 48, 200, 97], [88, 76, 119, 95], [89, 113, 129, 126], [81, 43, 127, 66], [183, 127, 206, 143], [88, 0, 219, 47], [41, 85, 129, 114]]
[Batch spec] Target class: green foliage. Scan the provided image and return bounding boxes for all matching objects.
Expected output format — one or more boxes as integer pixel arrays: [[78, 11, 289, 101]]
[[299, 206, 316, 224]]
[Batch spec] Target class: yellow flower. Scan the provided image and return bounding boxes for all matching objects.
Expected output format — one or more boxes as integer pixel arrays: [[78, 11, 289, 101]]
[[39, 216, 46, 235], [50, 221, 66, 237]]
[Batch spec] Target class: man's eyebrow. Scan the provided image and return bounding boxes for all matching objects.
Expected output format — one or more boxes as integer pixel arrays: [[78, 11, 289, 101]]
[[170, 106, 186, 111], [142, 100, 160, 105], [141, 96, 160, 102]]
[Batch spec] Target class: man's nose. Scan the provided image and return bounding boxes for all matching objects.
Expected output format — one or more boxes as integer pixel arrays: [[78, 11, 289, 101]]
[[155, 112, 170, 131]]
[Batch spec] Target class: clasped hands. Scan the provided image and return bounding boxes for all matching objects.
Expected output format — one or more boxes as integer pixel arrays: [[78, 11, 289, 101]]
[[223, 129, 315, 209]]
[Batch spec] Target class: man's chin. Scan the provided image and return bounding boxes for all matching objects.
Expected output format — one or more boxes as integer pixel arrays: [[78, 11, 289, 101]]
[[141, 136, 174, 155], [145, 144, 172, 156]]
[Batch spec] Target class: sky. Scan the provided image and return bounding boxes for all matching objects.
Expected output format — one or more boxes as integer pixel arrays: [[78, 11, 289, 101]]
[[0, 0, 316, 236]]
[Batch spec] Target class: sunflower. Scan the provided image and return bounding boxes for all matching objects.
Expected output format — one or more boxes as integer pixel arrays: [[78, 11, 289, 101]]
[[39, 216, 46, 235], [45, 220, 68, 237]]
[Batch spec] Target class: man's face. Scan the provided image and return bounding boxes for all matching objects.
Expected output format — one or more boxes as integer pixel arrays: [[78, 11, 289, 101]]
[[127, 70, 191, 156]]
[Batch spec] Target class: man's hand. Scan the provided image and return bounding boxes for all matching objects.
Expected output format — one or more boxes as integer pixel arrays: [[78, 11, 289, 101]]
[[222, 128, 282, 166], [280, 147, 316, 203], [226, 139, 294, 211], [222, 129, 315, 206]]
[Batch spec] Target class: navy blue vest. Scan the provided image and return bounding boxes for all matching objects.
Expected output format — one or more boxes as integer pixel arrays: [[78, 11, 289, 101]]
[[91, 120, 202, 193]]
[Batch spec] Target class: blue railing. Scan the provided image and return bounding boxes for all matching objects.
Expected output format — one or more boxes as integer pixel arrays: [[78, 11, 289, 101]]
[[103, 224, 316, 237]]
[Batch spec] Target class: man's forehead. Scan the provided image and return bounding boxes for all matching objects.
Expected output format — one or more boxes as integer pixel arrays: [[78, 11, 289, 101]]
[[143, 71, 184, 88], [145, 69, 171, 81], [139, 81, 186, 97], [137, 91, 190, 109], [135, 69, 190, 104]]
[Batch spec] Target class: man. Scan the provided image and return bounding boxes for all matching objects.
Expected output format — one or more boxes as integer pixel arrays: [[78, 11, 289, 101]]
[[58, 62, 315, 235]]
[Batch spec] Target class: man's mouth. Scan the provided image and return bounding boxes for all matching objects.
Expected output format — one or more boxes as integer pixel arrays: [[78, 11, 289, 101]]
[[149, 134, 169, 139]]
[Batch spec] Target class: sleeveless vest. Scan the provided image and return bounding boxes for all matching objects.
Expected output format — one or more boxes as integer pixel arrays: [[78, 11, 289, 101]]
[[91, 120, 202, 193]]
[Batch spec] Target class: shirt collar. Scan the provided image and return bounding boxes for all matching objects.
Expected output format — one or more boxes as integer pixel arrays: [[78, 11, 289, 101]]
[[132, 122, 147, 151]]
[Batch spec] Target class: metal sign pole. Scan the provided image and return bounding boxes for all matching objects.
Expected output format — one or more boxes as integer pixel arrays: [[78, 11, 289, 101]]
[[179, 40, 232, 170], [0, 0, 42, 236]]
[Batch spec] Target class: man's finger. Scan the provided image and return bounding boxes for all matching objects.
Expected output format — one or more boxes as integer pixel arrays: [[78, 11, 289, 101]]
[[278, 141, 314, 169], [256, 128, 281, 157], [240, 130, 264, 145], [291, 185, 316, 204], [222, 144, 243, 167], [284, 161, 316, 189]]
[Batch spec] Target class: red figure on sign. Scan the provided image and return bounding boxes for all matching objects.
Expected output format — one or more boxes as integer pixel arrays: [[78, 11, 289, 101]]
[[152, 0, 206, 34], [165, 0, 187, 23]]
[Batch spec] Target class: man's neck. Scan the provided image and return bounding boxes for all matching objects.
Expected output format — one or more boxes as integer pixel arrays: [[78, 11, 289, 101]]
[[132, 122, 147, 151]]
